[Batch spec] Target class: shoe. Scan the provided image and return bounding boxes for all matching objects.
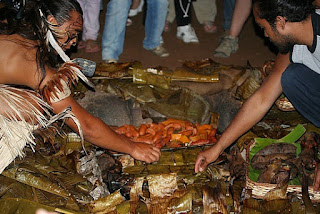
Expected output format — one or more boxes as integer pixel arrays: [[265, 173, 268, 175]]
[[176, 24, 199, 43], [214, 35, 239, 57], [150, 45, 169, 57], [128, 0, 144, 17], [105, 59, 118, 64], [203, 21, 217, 33], [85, 39, 100, 53]]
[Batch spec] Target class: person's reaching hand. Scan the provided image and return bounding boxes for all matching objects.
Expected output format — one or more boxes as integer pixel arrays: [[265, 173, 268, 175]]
[[130, 141, 161, 163], [194, 143, 224, 173]]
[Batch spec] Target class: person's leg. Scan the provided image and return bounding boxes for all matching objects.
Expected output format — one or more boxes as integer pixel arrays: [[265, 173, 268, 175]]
[[82, 0, 100, 52], [175, 0, 199, 43], [193, 0, 217, 33], [193, 0, 217, 24], [281, 63, 320, 127], [166, 0, 176, 23], [174, 0, 191, 27], [82, 0, 100, 41], [143, 0, 168, 50], [223, 0, 236, 31], [165, 0, 176, 32], [101, 0, 131, 61], [228, 0, 251, 38], [214, 0, 251, 57]]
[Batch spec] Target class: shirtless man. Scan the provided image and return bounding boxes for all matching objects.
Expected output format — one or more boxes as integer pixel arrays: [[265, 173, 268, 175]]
[[0, 0, 160, 171], [195, 0, 320, 190]]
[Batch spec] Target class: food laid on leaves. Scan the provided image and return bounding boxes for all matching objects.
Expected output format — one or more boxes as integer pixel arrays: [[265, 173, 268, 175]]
[[114, 118, 218, 149], [246, 124, 320, 202]]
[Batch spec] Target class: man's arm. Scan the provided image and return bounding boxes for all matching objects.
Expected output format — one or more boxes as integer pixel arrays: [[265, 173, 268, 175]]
[[50, 96, 161, 163], [195, 53, 291, 173]]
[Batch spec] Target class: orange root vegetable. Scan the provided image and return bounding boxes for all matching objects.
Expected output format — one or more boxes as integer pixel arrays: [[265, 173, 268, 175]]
[[132, 134, 153, 144], [196, 124, 213, 132], [161, 118, 186, 126], [155, 135, 171, 149], [128, 125, 139, 138], [179, 130, 193, 136], [178, 135, 190, 143], [166, 127, 175, 136], [164, 123, 182, 131], [208, 128, 217, 137], [152, 131, 163, 143], [115, 125, 129, 134], [190, 139, 210, 146], [146, 127, 156, 136], [139, 124, 148, 136]]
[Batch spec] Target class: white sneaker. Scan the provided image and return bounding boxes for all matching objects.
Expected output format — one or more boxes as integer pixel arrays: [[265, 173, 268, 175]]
[[176, 24, 199, 43], [128, 0, 144, 17]]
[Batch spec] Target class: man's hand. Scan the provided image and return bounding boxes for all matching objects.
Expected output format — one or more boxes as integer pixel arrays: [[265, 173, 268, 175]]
[[314, 162, 320, 191], [130, 142, 161, 163], [194, 143, 224, 173]]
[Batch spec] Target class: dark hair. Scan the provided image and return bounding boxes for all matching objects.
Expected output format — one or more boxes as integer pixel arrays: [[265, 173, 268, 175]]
[[0, 0, 82, 84], [253, 0, 315, 27]]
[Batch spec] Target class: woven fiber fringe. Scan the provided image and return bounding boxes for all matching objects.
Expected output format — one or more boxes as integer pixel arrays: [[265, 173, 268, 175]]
[[0, 85, 83, 174]]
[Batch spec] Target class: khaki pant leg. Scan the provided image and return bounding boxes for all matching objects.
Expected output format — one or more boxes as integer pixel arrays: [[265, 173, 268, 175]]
[[193, 0, 217, 24], [166, 0, 176, 23]]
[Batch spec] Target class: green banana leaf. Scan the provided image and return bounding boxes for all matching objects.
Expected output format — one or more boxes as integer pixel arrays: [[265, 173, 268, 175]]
[[248, 124, 306, 182], [0, 198, 88, 214]]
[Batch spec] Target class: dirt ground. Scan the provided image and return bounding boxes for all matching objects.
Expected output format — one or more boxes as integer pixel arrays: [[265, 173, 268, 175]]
[[71, 1, 277, 70]]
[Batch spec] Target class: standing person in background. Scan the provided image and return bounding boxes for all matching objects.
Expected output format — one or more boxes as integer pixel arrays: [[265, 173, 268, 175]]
[[193, 0, 217, 33], [175, 0, 199, 43], [196, 0, 320, 191], [214, 0, 252, 57], [77, 0, 100, 53], [164, 0, 217, 43], [128, 0, 144, 17], [102, 0, 169, 63], [222, 0, 236, 33]]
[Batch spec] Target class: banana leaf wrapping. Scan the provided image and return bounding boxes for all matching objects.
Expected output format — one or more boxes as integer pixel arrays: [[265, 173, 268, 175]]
[[235, 67, 264, 101], [88, 190, 124, 213], [147, 173, 178, 199], [131, 68, 171, 89], [99, 79, 211, 124], [167, 191, 193, 214]]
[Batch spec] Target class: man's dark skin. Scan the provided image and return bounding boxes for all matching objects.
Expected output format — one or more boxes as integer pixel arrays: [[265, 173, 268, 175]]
[[195, 2, 320, 191]]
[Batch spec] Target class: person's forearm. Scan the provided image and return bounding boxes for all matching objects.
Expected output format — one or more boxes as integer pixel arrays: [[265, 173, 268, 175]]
[[217, 53, 289, 151], [51, 97, 135, 155], [80, 117, 135, 154]]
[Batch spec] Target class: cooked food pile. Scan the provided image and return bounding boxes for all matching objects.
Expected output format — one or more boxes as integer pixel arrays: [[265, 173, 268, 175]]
[[114, 118, 217, 149]]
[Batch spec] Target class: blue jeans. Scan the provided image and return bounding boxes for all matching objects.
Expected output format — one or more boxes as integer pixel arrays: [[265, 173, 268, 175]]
[[223, 0, 236, 30], [102, 0, 168, 61], [281, 63, 320, 127]]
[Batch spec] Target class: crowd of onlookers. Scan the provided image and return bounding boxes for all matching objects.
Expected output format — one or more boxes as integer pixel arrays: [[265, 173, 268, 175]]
[[77, 0, 254, 63]]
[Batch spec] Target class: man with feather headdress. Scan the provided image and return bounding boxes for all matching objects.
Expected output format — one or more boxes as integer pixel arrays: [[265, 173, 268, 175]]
[[0, 0, 160, 173]]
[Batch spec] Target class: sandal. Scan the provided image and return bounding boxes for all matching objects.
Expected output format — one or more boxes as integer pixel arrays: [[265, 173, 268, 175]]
[[85, 40, 100, 53], [77, 40, 86, 49], [203, 21, 217, 33]]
